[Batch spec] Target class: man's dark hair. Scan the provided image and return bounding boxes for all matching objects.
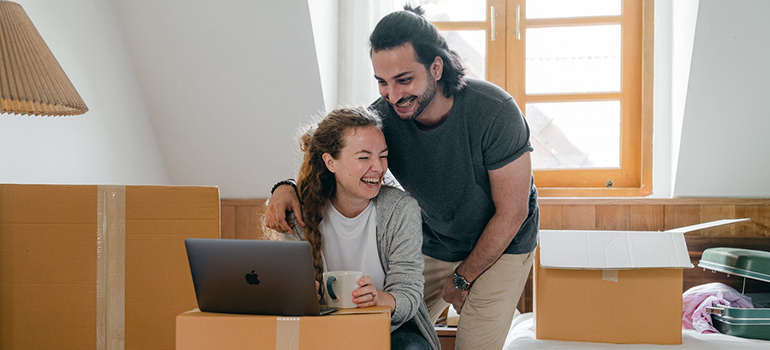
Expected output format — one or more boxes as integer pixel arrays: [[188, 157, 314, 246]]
[[369, 4, 466, 97]]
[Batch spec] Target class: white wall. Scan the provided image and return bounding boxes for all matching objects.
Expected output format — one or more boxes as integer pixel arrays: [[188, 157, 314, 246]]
[[113, 0, 325, 198], [650, 0, 700, 198], [651, 0, 674, 197], [0, 0, 169, 185], [669, 0, 700, 196], [673, 0, 770, 197], [4, 0, 769, 199], [309, 0, 339, 112]]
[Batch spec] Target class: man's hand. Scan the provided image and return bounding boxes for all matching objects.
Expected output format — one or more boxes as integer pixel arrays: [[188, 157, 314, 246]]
[[441, 275, 469, 314], [264, 184, 305, 233]]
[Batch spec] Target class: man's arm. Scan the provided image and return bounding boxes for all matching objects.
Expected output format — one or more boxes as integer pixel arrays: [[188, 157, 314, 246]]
[[441, 152, 532, 313], [264, 183, 305, 233]]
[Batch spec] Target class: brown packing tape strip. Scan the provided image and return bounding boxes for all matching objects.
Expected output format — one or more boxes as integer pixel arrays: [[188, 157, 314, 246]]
[[97, 185, 126, 350], [275, 317, 301, 350]]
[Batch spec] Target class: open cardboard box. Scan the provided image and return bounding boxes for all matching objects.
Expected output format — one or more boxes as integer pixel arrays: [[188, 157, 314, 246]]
[[534, 218, 749, 345], [176, 306, 391, 350]]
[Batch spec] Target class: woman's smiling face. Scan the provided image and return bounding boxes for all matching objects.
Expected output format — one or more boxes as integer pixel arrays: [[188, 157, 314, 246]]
[[323, 125, 389, 207]]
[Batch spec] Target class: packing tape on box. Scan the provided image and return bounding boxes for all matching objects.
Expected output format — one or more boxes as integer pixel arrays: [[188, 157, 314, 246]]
[[275, 317, 300, 350], [602, 269, 619, 282], [96, 185, 126, 350]]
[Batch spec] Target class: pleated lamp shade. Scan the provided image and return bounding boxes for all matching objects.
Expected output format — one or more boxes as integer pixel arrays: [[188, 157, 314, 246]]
[[0, 1, 87, 116]]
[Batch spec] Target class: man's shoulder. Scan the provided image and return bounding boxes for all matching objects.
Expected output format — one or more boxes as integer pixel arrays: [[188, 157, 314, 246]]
[[453, 79, 518, 123], [459, 78, 513, 104]]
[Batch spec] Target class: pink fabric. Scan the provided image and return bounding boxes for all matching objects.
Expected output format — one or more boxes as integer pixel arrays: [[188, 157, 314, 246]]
[[682, 282, 754, 333]]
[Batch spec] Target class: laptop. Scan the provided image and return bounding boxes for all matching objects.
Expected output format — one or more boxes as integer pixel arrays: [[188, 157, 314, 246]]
[[185, 238, 337, 316]]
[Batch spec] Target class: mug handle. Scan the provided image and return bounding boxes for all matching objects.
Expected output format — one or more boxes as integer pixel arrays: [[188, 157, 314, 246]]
[[326, 276, 337, 300]]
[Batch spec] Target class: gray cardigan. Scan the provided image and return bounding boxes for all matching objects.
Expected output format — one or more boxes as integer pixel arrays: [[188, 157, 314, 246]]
[[283, 185, 440, 350]]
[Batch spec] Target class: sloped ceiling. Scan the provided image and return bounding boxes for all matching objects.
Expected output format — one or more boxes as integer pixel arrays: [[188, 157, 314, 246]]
[[114, 0, 325, 198]]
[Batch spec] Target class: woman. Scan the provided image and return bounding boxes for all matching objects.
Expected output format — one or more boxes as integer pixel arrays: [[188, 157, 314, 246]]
[[268, 106, 439, 350]]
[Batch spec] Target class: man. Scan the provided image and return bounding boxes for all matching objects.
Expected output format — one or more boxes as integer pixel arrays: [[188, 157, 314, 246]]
[[266, 5, 539, 349]]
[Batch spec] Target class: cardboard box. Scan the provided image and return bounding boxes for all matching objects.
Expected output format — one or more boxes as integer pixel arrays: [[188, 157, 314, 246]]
[[176, 306, 391, 350], [0, 184, 220, 350], [534, 218, 749, 345]]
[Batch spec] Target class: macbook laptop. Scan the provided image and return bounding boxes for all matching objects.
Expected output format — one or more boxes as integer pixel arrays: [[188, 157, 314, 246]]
[[185, 238, 336, 316]]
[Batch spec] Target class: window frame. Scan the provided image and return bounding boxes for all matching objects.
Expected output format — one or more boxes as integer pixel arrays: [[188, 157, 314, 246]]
[[429, 0, 654, 197]]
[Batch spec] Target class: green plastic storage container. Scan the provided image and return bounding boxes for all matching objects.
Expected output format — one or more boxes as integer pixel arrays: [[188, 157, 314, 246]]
[[699, 247, 770, 341]]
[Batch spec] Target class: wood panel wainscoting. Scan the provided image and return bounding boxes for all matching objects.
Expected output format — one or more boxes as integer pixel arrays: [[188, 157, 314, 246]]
[[220, 197, 770, 313], [220, 199, 268, 240]]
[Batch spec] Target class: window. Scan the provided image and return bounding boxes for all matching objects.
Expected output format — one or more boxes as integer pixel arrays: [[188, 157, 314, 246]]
[[411, 0, 653, 196]]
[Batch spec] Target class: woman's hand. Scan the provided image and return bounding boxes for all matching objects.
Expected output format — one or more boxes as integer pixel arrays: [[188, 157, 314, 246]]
[[352, 276, 396, 312], [352, 276, 378, 307]]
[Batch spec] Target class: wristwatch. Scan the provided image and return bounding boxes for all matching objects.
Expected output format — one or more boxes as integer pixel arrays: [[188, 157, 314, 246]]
[[452, 271, 472, 291]]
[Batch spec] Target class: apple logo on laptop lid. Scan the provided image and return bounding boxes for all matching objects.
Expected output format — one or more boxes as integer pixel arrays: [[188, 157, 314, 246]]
[[245, 270, 260, 285]]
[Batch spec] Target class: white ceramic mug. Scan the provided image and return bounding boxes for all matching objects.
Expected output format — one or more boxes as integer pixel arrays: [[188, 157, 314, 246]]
[[323, 271, 364, 309]]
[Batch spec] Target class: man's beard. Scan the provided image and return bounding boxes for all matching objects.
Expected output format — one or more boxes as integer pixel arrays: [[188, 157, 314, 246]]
[[395, 77, 437, 121]]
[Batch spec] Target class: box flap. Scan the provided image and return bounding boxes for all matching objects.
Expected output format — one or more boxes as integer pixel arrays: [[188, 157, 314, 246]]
[[540, 230, 692, 269], [539, 219, 749, 270], [663, 218, 749, 233]]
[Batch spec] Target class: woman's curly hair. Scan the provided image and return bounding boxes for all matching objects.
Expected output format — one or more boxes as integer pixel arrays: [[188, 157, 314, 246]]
[[296, 106, 383, 282]]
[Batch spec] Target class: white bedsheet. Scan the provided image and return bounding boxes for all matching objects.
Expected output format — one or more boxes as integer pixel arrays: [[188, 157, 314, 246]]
[[503, 313, 769, 350]]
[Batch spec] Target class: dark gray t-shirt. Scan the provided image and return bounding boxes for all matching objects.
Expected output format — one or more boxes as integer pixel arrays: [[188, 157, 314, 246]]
[[372, 78, 539, 262]]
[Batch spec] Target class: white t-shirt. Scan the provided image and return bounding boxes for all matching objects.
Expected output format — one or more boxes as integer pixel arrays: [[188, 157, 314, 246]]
[[320, 201, 386, 291]]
